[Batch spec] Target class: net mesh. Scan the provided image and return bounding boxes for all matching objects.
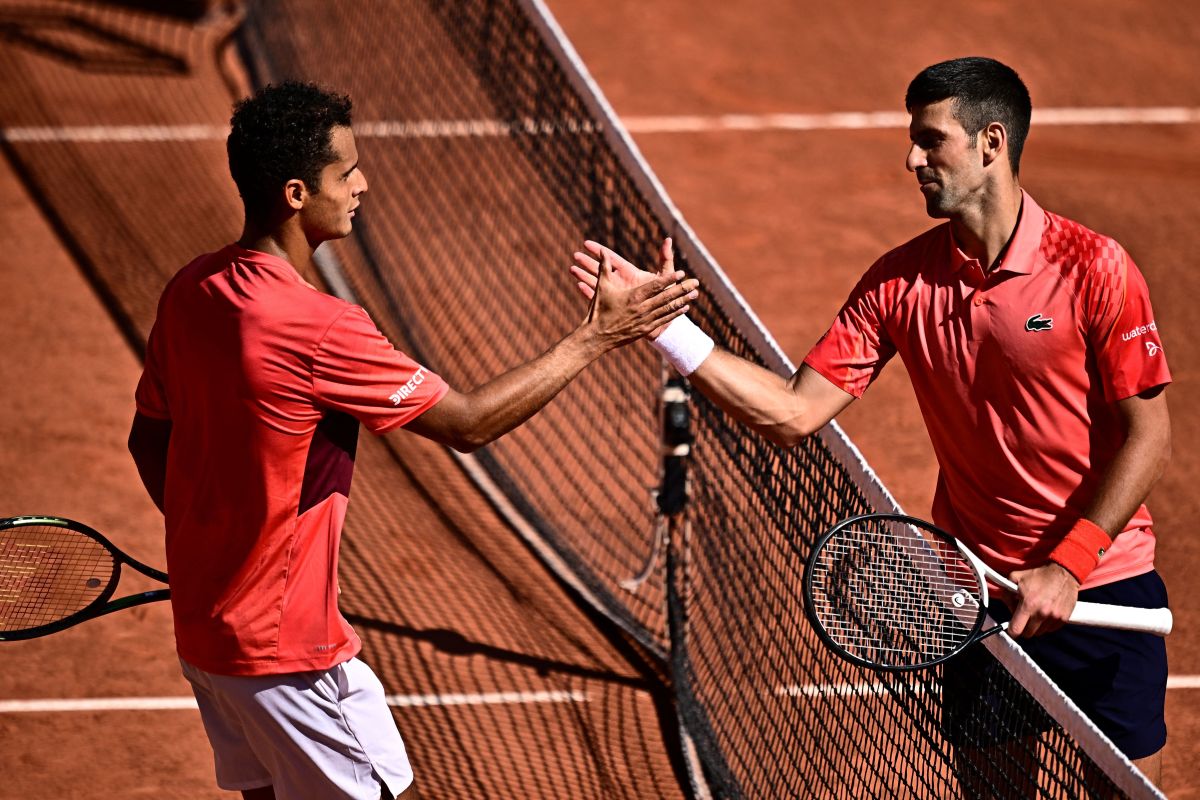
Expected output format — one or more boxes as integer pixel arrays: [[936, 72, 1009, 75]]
[[0, 0, 1155, 797]]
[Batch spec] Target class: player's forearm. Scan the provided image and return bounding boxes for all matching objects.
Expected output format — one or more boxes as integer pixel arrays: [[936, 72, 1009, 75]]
[[450, 326, 604, 450], [1080, 409, 1171, 536], [687, 349, 814, 446]]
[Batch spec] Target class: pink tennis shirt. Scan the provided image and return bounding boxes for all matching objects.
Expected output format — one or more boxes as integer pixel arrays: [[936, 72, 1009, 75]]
[[804, 192, 1170, 588], [135, 244, 448, 675]]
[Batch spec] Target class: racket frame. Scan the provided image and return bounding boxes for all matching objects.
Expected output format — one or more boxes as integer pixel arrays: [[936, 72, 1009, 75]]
[[803, 513, 997, 672], [803, 513, 1174, 673], [0, 515, 169, 641]]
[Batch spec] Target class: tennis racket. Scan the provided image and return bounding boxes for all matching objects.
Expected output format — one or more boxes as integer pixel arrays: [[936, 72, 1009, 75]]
[[802, 513, 1173, 672], [1, 516, 169, 641]]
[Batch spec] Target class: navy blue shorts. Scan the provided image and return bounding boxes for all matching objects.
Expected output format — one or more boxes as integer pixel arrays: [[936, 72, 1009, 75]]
[[943, 570, 1168, 760]]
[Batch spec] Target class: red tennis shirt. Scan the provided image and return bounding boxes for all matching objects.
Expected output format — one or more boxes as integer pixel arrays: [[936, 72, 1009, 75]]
[[135, 244, 448, 675], [804, 192, 1170, 588]]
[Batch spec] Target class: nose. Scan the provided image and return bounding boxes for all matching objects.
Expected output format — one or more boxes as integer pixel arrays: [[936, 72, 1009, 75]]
[[906, 144, 925, 173], [354, 170, 368, 196]]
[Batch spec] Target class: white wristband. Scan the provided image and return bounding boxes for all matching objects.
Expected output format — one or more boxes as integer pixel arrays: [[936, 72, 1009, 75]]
[[651, 315, 714, 377]]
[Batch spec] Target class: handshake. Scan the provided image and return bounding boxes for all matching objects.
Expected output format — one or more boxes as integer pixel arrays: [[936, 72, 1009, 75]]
[[569, 237, 714, 376]]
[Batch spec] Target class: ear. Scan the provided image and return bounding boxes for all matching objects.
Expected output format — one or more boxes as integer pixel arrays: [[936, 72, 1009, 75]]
[[283, 178, 307, 211], [980, 121, 1007, 168]]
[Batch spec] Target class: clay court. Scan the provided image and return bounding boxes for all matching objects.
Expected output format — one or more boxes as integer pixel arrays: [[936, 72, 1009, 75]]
[[1, 0, 1196, 797]]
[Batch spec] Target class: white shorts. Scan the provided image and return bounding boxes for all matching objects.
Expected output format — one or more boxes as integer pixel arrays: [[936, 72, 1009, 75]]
[[180, 657, 414, 799]]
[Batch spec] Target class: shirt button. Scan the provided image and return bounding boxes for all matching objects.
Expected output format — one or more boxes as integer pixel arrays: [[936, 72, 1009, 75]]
[[973, 295, 985, 306]]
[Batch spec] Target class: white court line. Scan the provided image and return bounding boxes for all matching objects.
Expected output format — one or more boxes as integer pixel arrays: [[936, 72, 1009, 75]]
[[1167, 675, 1200, 690], [382, 689, 587, 707], [776, 675, 1200, 699], [2, 106, 1199, 143], [2, 677, 1192, 712], [0, 689, 587, 713], [623, 106, 1200, 133]]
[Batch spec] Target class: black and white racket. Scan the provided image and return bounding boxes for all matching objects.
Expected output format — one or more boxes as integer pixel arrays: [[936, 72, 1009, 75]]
[[0, 516, 169, 641], [802, 513, 1173, 672]]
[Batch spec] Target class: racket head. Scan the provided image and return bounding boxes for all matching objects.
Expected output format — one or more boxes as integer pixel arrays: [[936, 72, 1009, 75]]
[[0, 516, 122, 640], [803, 513, 990, 671]]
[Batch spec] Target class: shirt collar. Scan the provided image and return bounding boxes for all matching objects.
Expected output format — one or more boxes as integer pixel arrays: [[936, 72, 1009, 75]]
[[228, 243, 305, 282], [947, 190, 1045, 275]]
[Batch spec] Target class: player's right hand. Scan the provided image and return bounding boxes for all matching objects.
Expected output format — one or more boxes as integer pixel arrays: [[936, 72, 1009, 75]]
[[571, 238, 683, 340], [581, 245, 699, 350]]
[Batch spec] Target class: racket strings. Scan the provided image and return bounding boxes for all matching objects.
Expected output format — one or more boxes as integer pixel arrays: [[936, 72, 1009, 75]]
[[810, 523, 983, 668], [0, 525, 115, 631]]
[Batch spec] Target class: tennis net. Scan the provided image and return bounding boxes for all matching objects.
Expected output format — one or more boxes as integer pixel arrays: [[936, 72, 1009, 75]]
[[234, 1, 1162, 797]]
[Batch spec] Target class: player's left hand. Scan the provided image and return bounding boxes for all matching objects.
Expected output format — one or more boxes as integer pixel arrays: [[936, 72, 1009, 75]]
[[1004, 562, 1080, 638]]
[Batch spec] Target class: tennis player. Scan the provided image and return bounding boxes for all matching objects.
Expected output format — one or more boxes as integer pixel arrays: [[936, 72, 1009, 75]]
[[573, 57, 1171, 786], [127, 81, 697, 800]]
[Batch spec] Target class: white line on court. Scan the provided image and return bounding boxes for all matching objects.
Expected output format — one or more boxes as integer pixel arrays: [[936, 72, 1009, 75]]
[[0, 689, 587, 713], [623, 106, 1200, 133], [2, 106, 1199, 143], [382, 689, 588, 708], [1, 677, 1192, 712], [776, 675, 1200, 699]]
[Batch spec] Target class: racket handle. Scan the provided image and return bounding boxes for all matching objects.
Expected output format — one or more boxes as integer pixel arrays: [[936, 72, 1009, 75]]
[[1069, 601, 1173, 636]]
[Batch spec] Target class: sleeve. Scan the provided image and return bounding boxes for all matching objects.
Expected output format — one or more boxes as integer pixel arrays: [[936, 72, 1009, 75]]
[[1081, 244, 1171, 402], [802, 258, 897, 398], [312, 306, 450, 434], [134, 318, 171, 420]]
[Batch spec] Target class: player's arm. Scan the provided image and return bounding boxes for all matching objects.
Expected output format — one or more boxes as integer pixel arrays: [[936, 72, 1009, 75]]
[[570, 239, 855, 447], [685, 356, 854, 447], [1008, 387, 1170, 637], [127, 412, 172, 513], [1081, 387, 1171, 535], [404, 252, 699, 453]]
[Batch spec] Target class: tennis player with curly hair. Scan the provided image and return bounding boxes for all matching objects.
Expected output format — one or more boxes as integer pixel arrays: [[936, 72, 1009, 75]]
[[128, 81, 697, 800]]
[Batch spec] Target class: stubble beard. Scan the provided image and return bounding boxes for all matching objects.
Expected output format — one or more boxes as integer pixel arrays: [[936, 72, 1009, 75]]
[[923, 184, 959, 219]]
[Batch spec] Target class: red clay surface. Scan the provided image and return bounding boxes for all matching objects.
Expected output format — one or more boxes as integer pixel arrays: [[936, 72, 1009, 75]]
[[1, 0, 1196, 797]]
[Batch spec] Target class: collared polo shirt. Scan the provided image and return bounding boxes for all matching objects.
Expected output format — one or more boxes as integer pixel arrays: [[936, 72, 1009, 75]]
[[135, 244, 449, 675], [804, 192, 1170, 588]]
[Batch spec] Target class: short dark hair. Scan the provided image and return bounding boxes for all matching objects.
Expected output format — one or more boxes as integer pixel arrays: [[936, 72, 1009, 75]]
[[905, 57, 1032, 174], [227, 81, 353, 213]]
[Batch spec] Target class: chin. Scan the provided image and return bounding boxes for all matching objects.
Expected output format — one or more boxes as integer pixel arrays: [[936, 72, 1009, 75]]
[[923, 195, 954, 220]]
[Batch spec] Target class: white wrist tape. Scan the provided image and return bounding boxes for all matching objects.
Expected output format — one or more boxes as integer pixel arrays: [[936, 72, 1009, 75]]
[[651, 316, 714, 377]]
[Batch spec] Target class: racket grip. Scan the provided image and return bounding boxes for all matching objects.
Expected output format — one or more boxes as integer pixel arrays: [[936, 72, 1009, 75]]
[[1069, 601, 1173, 636]]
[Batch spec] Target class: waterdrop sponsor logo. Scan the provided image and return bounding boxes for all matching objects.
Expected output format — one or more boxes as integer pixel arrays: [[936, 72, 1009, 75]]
[[1121, 320, 1157, 342]]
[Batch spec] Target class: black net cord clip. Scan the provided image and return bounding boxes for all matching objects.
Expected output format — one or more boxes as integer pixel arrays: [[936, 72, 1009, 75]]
[[621, 374, 692, 592], [657, 375, 691, 516]]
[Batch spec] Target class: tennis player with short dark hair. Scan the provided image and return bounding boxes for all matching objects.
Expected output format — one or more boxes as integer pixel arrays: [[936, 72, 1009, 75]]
[[575, 56, 1171, 787], [127, 81, 698, 800]]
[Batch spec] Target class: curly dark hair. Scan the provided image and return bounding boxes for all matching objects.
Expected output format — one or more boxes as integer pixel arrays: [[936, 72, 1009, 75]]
[[905, 57, 1032, 175], [227, 81, 353, 213]]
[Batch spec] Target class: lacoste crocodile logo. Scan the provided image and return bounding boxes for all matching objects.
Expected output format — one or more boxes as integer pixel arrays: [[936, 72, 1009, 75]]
[[1025, 313, 1053, 332]]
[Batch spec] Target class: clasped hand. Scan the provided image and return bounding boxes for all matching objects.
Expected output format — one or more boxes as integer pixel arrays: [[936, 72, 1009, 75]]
[[573, 238, 690, 342], [1001, 562, 1080, 638]]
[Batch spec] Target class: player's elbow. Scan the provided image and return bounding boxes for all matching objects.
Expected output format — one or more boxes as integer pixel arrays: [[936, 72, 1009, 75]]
[[449, 434, 485, 455], [445, 422, 494, 454], [760, 417, 823, 449]]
